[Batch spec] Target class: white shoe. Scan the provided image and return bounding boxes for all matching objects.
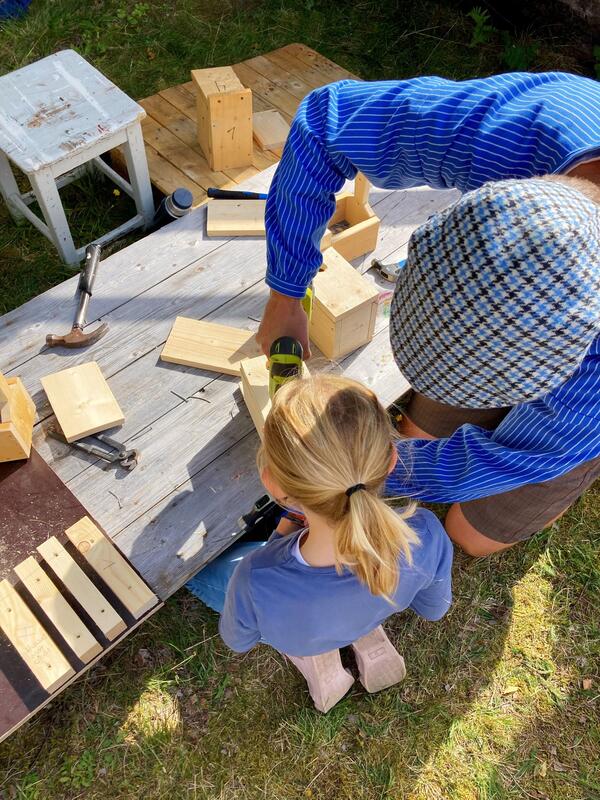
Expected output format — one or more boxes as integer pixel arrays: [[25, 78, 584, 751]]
[[287, 649, 354, 712], [351, 626, 406, 693]]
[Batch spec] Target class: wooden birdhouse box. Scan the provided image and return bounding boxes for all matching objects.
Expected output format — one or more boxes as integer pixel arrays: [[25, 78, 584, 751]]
[[310, 248, 379, 360], [0, 371, 36, 462], [320, 173, 380, 261], [191, 66, 253, 171]]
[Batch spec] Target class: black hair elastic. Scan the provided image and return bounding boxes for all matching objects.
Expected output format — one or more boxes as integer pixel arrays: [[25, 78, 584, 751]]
[[345, 483, 366, 497]]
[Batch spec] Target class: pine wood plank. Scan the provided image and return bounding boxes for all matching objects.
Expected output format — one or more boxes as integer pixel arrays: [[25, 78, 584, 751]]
[[65, 517, 158, 619], [41, 362, 124, 443], [13, 557, 102, 663], [37, 538, 126, 640], [252, 110, 290, 153], [0, 579, 75, 693], [285, 43, 359, 83], [144, 145, 207, 205], [206, 199, 266, 236], [161, 316, 261, 376], [232, 62, 300, 119], [244, 55, 313, 101], [0, 376, 36, 462], [141, 115, 227, 188], [264, 48, 332, 90]]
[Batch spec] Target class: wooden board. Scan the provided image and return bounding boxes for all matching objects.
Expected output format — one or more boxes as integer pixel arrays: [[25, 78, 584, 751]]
[[13, 557, 102, 663], [161, 316, 261, 376], [40, 361, 125, 442], [0, 579, 75, 694], [37, 537, 127, 640], [65, 517, 158, 619], [206, 199, 266, 237], [252, 110, 290, 153], [133, 44, 357, 201]]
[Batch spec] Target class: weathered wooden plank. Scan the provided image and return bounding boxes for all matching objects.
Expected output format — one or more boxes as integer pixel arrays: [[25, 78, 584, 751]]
[[265, 48, 335, 91], [285, 43, 359, 83], [232, 62, 300, 119], [244, 55, 313, 102]]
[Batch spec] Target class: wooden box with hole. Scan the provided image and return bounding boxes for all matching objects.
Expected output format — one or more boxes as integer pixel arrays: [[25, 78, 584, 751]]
[[310, 248, 379, 361]]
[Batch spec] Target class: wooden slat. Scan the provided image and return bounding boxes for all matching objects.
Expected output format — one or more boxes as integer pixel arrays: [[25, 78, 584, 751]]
[[144, 145, 208, 205], [40, 362, 125, 443], [37, 538, 126, 640], [0, 579, 75, 693], [161, 316, 261, 376], [65, 517, 158, 619], [244, 54, 313, 101], [252, 110, 290, 153], [232, 62, 300, 119], [285, 43, 359, 82], [265, 48, 333, 90], [14, 557, 102, 663], [141, 115, 227, 188]]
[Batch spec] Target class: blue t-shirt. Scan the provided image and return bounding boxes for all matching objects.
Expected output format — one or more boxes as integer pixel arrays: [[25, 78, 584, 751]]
[[219, 508, 453, 656]]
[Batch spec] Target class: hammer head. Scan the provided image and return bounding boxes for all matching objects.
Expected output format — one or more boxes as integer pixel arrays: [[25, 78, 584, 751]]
[[46, 322, 109, 349]]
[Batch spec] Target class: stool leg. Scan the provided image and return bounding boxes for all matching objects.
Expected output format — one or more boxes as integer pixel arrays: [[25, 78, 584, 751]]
[[0, 151, 25, 223], [123, 123, 154, 229], [28, 168, 78, 266]]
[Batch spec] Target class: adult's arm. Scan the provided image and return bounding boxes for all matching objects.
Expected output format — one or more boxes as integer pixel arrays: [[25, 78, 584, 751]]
[[386, 340, 600, 502], [265, 72, 600, 298]]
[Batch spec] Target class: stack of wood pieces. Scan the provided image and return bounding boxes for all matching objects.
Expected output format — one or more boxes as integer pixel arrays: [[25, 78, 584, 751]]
[[0, 371, 36, 463], [0, 498, 160, 743]]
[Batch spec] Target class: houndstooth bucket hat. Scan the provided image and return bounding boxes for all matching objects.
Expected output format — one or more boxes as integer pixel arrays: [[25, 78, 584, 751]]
[[390, 178, 600, 408]]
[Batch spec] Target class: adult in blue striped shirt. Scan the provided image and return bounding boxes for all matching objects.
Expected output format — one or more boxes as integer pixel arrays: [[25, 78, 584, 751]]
[[256, 73, 600, 556]]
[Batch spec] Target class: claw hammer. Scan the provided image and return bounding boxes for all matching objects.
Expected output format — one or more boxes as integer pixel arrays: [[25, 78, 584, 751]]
[[46, 244, 108, 348]]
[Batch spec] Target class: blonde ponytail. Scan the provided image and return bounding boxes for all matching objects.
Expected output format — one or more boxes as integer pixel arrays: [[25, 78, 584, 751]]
[[260, 374, 419, 600]]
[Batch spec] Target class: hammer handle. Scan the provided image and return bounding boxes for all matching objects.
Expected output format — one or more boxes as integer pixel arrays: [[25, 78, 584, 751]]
[[74, 244, 102, 328]]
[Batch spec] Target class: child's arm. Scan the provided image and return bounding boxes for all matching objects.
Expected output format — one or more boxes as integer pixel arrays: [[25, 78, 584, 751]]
[[408, 519, 453, 621], [219, 557, 261, 653]]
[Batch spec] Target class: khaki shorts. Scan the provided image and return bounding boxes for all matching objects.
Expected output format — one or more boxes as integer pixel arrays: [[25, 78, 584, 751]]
[[402, 391, 600, 544]]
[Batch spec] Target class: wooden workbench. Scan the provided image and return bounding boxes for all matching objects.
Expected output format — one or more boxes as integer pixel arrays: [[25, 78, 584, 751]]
[[1, 165, 458, 601], [134, 43, 359, 204]]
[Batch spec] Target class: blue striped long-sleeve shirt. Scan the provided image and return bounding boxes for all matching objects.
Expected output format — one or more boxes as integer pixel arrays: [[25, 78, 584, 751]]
[[264, 73, 600, 502]]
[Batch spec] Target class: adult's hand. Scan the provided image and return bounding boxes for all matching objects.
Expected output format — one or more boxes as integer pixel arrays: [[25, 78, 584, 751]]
[[256, 290, 312, 359]]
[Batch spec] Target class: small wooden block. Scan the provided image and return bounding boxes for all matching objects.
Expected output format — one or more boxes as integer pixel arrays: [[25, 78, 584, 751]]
[[161, 317, 261, 376], [0, 579, 75, 694], [240, 356, 309, 438], [206, 199, 266, 237], [40, 362, 124, 443], [65, 517, 158, 620], [0, 375, 36, 463], [252, 110, 290, 152], [310, 248, 379, 360], [37, 537, 126, 640], [192, 66, 253, 172], [14, 557, 102, 663]]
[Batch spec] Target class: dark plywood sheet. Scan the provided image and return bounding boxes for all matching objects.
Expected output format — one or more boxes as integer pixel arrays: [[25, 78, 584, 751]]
[[0, 447, 89, 580]]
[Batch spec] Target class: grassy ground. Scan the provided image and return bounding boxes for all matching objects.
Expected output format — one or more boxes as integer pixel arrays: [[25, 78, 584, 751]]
[[0, 2, 598, 798]]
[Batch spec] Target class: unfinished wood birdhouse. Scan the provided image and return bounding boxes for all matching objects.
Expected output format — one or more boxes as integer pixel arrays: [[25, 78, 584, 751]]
[[321, 173, 380, 260], [191, 66, 253, 171], [0, 370, 36, 462], [310, 248, 379, 361]]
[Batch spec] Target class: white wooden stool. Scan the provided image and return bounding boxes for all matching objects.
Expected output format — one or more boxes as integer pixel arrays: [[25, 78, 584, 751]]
[[0, 50, 154, 266]]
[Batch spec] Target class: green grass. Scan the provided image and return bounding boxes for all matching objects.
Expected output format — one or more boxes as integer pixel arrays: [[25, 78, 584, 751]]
[[0, 2, 598, 798]]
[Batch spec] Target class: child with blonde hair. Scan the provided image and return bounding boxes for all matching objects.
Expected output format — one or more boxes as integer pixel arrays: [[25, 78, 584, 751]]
[[187, 374, 452, 712]]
